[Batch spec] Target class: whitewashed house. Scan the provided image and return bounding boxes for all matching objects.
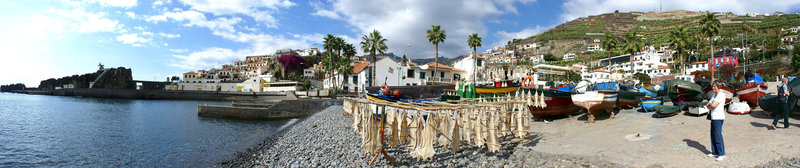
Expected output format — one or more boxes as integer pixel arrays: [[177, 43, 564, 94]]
[[453, 54, 484, 82]]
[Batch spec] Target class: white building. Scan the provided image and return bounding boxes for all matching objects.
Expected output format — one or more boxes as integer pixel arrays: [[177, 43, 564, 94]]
[[453, 54, 485, 82], [418, 62, 466, 84], [687, 61, 709, 74], [529, 55, 544, 64], [519, 43, 538, 50], [374, 57, 425, 86], [563, 53, 576, 60], [587, 43, 602, 51], [601, 50, 671, 78]]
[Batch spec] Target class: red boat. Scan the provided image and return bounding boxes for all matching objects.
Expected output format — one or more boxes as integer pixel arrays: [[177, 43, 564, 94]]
[[526, 88, 581, 120], [704, 87, 734, 104], [736, 83, 768, 107]]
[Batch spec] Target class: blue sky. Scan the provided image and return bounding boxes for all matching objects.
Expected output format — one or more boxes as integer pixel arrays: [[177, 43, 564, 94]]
[[1, 0, 798, 86]]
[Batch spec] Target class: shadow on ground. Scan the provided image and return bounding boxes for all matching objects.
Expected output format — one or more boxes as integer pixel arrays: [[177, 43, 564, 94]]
[[683, 139, 710, 154]]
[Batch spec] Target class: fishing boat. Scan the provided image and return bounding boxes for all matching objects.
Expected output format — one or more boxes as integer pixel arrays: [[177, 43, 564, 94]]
[[474, 80, 520, 95], [641, 99, 662, 112], [660, 79, 704, 107], [637, 84, 658, 99], [617, 85, 645, 109], [572, 90, 616, 122], [654, 105, 680, 118], [735, 83, 768, 107], [758, 94, 797, 115], [696, 79, 734, 104], [525, 88, 581, 120]]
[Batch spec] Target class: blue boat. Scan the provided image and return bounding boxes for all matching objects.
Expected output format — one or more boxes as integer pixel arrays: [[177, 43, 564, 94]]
[[641, 99, 663, 112]]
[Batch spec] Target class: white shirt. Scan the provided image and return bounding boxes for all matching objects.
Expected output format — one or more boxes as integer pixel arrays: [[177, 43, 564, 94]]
[[709, 91, 726, 120]]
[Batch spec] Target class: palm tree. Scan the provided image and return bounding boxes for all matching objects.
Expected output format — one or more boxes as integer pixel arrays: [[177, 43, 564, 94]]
[[467, 33, 482, 83], [601, 32, 618, 69], [426, 25, 446, 82], [623, 31, 643, 79], [360, 29, 388, 87], [338, 43, 357, 91], [700, 12, 721, 80], [669, 26, 690, 74], [323, 34, 338, 88]]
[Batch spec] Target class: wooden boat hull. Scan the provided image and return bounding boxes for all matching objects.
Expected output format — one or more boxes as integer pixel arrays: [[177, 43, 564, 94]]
[[526, 89, 581, 119], [572, 91, 616, 115], [617, 91, 645, 109], [704, 87, 734, 104], [736, 83, 768, 107], [475, 86, 520, 94]]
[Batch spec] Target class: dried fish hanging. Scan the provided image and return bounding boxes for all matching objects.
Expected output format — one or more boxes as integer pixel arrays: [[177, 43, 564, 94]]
[[472, 107, 484, 147], [539, 90, 547, 108], [407, 110, 420, 150], [451, 110, 461, 153], [410, 111, 435, 161], [388, 107, 399, 146], [486, 109, 500, 153], [461, 108, 472, 145], [362, 105, 382, 156], [398, 109, 409, 145], [437, 111, 451, 147]]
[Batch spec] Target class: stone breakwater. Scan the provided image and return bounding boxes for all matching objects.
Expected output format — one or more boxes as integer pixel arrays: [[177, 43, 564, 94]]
[[221, 106, 623, 167]]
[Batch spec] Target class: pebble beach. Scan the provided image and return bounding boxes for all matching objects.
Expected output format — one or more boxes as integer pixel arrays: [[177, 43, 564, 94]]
[[223, 104, 800, 167]]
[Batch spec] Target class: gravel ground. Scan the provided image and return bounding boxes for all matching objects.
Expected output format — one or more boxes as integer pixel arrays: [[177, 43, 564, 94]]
[[221, 105, 626, 167], [755, 157, 800, 168]]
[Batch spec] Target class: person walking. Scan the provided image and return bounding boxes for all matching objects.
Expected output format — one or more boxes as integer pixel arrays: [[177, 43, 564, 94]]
[[706, 80, 726, 161], [772, 77, 791, 129]]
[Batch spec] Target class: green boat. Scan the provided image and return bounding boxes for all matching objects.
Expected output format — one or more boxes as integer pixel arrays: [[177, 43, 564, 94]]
[[758, 94, 797, 114], [617, 90, 646, 109], [654, 105, 681, 118]]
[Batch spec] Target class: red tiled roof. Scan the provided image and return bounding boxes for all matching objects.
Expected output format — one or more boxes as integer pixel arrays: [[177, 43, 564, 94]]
[[658, 66, 670, 69], [425, 62, 464, 72], [184, 71, 196, 74], [352, 62, 370, 73], [694, 61, 707, 64]]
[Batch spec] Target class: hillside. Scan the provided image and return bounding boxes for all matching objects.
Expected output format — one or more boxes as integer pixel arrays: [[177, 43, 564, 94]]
[[512, 10, 800, 59]]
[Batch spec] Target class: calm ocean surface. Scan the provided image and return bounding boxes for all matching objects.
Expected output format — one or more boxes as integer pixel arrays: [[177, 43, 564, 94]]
[[0, 92, 294, 167]]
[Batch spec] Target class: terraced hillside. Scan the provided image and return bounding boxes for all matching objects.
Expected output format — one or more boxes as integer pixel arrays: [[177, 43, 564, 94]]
[[512, 10, 800, 60]]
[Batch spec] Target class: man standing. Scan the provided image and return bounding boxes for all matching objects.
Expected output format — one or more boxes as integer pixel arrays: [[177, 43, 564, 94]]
[[706, 80, 726, 161], [772, 77, 791, 129]]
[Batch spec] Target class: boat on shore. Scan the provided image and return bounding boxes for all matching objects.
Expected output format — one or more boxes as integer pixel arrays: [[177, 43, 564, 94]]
[[617, 84, 645, 109], [475, 80, 520, 95], [758, 94, 797, 115], [572, 90, 616, 122], [696, 79, 733, 104], [525, 88, 581, 120], [736, 83, 768, 107]]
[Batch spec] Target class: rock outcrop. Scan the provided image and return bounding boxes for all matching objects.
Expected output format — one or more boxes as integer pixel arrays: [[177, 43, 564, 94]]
[[38, 67, 134, 90], [0, 83, 26, 92]]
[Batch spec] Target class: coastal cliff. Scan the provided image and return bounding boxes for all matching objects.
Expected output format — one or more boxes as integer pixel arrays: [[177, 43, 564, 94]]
[[38, 67, 134, 90]]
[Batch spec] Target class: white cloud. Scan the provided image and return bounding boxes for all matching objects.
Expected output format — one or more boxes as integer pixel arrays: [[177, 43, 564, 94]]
[[83, 0, 138, 8], [152, 0, 165, 6], [318, 0, 534, 58], [310, 1, 341, 19], [125, 11, 136, 19], [158, 32, 180, 38], [560, 0, 800, 22], [169, 48, 189, 53], [54, 10, 124, 33], [146, 10, 241, 33], [177, 0, 295, 28], [115, 33, 151, 46], [493, 25, 548, 47]]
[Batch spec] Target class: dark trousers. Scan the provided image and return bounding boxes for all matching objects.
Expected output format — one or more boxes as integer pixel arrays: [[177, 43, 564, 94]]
[[710, 120, 725, 156], [773, 102, 790, 128]]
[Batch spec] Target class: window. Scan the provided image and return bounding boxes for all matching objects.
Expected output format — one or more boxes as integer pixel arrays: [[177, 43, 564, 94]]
[[352, 75, 358, 84], [407, 69, 414, 78], [420, 72, 426, 79], [440, 72, 445, 78]]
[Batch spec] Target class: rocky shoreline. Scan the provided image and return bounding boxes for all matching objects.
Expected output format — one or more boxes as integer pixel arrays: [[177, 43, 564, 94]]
[[221, 106, 626, 167]]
